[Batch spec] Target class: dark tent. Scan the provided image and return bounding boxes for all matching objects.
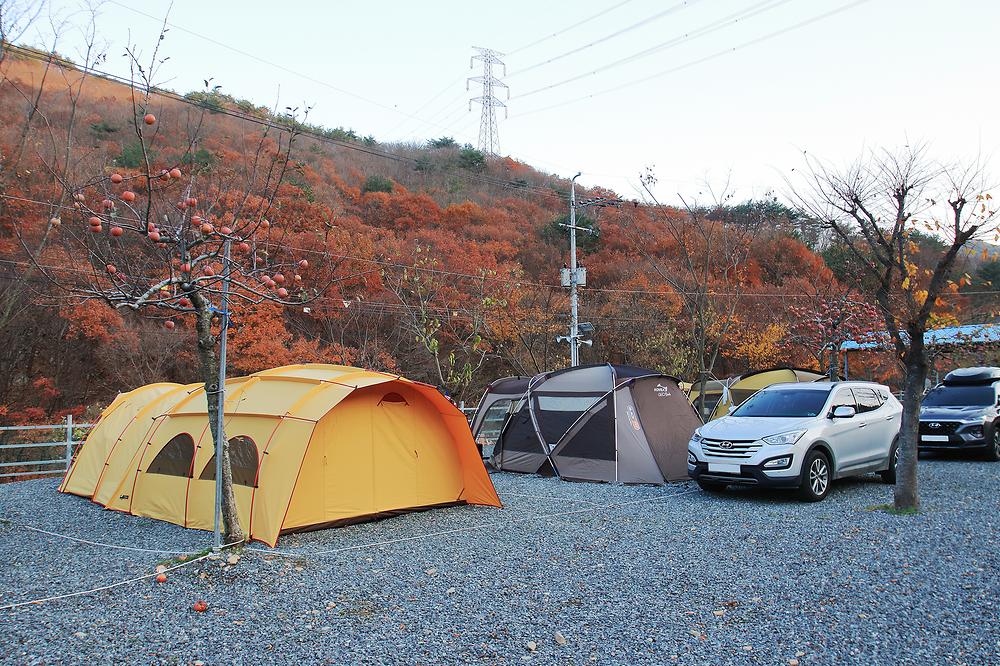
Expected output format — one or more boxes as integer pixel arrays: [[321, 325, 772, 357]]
[[468, 376, 531, 459], [473, 364, 702, 483]]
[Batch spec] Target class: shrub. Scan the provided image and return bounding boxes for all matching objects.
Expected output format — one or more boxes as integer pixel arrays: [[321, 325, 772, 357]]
[[458, 146, 485, 171], [361, 175, 393, 194], [89, 120, 118, 136], [429, 136, 457, 149], [114, 142, 152, 168], [181, 148, 217, 172]]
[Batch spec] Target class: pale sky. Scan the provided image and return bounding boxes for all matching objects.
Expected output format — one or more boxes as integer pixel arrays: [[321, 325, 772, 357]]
[[30, 0, 1000, 203]]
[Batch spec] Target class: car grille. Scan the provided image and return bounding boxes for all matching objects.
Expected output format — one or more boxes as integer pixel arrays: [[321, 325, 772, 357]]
[[919, 421, 960, 435], [701, 439, 761, 459]]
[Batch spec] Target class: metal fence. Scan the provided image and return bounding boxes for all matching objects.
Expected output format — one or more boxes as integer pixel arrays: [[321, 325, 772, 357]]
[[0, 416, 94, 482]]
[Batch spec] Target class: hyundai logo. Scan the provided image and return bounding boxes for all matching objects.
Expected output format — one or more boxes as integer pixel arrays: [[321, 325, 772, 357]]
[[929, 422, 941, 429], [720, 441, 733, 449]]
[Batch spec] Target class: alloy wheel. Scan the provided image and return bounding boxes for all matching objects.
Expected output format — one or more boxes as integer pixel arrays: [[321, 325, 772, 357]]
[[809, 458, 829, 495], [993, 430, 1000, 458]]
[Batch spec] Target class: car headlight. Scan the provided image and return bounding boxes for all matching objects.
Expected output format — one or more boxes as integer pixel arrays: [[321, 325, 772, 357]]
[[762, 430, 806, 446], [690, 430, 703, 443]]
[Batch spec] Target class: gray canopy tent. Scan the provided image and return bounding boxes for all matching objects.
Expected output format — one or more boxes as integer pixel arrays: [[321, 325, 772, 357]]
[[472, 364, 702, 484]]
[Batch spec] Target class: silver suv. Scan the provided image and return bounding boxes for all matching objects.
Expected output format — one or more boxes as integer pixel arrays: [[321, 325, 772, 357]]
[[687, 381, 902, 501]]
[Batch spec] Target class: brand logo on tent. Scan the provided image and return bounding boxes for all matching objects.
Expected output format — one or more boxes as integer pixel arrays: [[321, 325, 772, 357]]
[[653, 383, 671, 397], [719, 441, 734, 449], [929, 422, 941, 429], [626, 405, 642, 431]]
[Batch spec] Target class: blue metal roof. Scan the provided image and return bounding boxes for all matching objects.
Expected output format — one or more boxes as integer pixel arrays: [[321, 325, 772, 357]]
[[842, 323, 1000, 351]]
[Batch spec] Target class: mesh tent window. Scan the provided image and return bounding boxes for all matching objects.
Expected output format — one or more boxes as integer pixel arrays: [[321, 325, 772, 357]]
[[553, 397, 615, 461], [379, 392, 408, 405], [533, 393, 604, 447], [476, 399, 514, 457], [198, 435, 260, 487], [147, 433, 195, 477]]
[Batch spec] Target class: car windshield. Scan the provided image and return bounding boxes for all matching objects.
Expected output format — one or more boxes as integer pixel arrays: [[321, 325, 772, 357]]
[[731, 388, 831, 418], [923, 385, 996, 407]]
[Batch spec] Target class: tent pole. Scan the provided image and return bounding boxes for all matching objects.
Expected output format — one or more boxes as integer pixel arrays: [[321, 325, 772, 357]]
[[213, 239, 231, 552]]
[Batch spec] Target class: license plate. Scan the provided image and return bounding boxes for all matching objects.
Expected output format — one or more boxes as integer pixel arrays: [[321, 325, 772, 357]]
[[921, 435, 949, 442], [708, 463, 741, 473]]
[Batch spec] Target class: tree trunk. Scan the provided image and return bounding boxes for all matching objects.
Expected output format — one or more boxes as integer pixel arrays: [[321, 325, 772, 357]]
[[894, 345, 926, 512], [193, 298, 245, 545], [696, 369, 708, 422]]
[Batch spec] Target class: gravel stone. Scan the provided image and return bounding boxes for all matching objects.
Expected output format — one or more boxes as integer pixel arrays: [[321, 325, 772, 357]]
[[1, 457, 998, 664]]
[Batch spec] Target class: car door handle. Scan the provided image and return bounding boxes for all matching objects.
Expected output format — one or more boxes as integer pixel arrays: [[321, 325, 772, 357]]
[[857, 422, 867, 428], [885, 415, 895, 420]]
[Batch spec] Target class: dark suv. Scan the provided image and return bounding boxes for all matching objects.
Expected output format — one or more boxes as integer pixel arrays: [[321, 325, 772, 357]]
[[919, 367, 1000, 461]]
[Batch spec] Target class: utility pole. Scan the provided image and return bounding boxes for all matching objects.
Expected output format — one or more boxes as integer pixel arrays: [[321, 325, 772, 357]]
[[468, 47, 508, 156], [569, 173, 582, 366], [213, 239, 231, 551], [557, 176, 622, 366]]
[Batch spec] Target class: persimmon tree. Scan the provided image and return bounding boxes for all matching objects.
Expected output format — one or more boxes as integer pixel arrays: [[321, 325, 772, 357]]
[[786, 293, 882, 378], [15, 34, 319, 544], [794, 145, 998, 511]]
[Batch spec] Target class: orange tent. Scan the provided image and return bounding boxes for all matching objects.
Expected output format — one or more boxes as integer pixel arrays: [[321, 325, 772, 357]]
[[60, 364, 501, 545]]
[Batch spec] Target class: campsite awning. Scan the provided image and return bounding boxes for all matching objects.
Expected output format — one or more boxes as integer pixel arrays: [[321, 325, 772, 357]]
[[841, 323, 1000, 351]]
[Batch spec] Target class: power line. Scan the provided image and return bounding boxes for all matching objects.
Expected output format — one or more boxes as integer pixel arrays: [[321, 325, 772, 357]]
[[506, 0, 640, 56], [512, 0, 796, 100], [6, 46, 566, 202], [507, 0, 697, 79], [104, 0, 466, 137], [384, 75, 467, 138], [5, 219, 995, 302], [514, 0, 872, 116]]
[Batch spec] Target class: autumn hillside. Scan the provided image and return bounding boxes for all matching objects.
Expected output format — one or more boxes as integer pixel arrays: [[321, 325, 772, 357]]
[[0, 47, 996, 423]]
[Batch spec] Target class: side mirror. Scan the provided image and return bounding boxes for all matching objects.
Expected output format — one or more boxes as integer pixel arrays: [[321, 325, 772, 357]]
[[832, 405, 856, 419]]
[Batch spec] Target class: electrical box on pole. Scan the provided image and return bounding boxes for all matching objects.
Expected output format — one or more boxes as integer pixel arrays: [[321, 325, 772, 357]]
[[560, 267, 586, 287]]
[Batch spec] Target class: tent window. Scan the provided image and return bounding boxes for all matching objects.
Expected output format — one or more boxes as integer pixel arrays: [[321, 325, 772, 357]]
[[534, 393, 604, 447], [476, 399, 514, 458], [147, 433, 195, 478], [198, 436, 259, 487], [379, 392, 408, 405], [555, 399, 615, 461]]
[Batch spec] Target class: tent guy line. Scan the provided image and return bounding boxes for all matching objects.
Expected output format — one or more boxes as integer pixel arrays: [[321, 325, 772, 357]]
[[495, 491, 603, 506], [0, 543, 240, 612], [250, 487, 701, 559], [0, 518, 206, 556]]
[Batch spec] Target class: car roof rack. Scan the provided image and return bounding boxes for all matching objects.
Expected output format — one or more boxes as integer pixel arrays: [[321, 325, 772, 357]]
[[942, 366, 1000, 386]]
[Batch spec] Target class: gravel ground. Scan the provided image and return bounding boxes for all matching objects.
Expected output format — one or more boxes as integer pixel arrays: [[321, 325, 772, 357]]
[[1, 457, 998, 666]]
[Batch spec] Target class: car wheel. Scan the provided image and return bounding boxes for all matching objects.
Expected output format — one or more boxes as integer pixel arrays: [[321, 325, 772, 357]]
[[799, 450, 832, 502], [880, 440, 899, 484], [985, 427, 1000, 462], [697, 479, 728, 493]]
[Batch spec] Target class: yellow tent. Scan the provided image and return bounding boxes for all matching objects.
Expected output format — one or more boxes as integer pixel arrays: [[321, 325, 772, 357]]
[[707, 367, 828, 421], [60, 364, 501, 546], [687, 378, 732, 422]]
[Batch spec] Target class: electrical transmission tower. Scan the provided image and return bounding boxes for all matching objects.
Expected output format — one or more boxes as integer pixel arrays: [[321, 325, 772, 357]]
[[468, 46, 508, 156]]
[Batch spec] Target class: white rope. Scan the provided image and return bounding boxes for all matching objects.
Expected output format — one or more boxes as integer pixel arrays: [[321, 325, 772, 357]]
[[253, 487, 700, 559], [0, 519, 204, 555], [0, 538, 245, 611], [498, 491, 603, 506]]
